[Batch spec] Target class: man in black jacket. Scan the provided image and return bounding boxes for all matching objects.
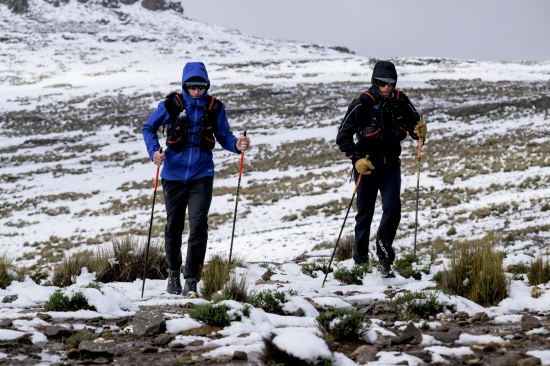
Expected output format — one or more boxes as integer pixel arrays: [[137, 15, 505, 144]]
[[336, 60, 427, 278]]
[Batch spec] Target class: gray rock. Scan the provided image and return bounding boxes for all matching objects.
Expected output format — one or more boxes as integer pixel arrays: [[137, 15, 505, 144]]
[[46, 325, 75, 338], [152, 333, 175, 346], [66, 348, 80, 360], [518, 357, 542, 366], [392, 322, 422, 345], [132, 309, 166, 337], [488, 352, 523, 366], [521, 314, 541, 331], [0, 318, 12, 327], [1, 295, 18, 303], [333, 291, 344, 296], [472, 311, 488, 322], [78, 340, 116, 359], [433, 329, 461, 343], [405, 351, 431, 363], [141, 343, 158, 353], [351, 345, 378, 364], [36, 312, 52, 321], [232, 351, 248, 360]]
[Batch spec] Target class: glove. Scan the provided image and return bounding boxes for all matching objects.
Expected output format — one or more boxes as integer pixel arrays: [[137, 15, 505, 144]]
[[413, 121, 427, 138], [355, 158, 375, 175], [164, 92, 184, 120]]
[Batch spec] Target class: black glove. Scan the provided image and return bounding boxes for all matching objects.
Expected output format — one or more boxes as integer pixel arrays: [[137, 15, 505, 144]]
[[164, 92, 184, 120]]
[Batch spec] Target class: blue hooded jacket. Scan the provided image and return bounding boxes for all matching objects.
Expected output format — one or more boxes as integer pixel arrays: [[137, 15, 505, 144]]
[[142, 62, 239, 183]]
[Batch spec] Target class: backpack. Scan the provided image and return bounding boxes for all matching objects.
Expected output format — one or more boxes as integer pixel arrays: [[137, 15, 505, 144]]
[[357, 90, 408, 142], [163, 92, 222, 152]]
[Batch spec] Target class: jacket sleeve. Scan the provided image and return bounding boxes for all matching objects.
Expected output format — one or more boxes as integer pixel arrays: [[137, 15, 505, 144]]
[[400, 92, 421, 140], [336, 99, 363, 162], [214, 103, 239, 154], [142, 101, 169, 160]]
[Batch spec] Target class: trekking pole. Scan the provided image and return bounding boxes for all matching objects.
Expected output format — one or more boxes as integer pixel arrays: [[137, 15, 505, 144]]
[[322, 157, 366, 288], [141, 147, 162, 298], [413, 116, 424, 258], [229, 131, 246, 265]]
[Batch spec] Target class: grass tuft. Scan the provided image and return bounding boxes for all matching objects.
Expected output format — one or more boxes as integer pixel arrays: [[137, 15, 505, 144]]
[[43, 290, 97, 312], [334, 233, 354, 261], [526, 256, 550, 286], [393, 254, 430, 280], [200, 252, 231, 301], [333, 263, 371, 285], [0, 251, 28, 289], [65, 329, 98, 350], [189, 302, 250, 327], [301, 258, 331, 278], [437, 232, 508, 307], [383, 290, 448, 321], [315, 307, 370, 342], [245, 288, 299, 314]]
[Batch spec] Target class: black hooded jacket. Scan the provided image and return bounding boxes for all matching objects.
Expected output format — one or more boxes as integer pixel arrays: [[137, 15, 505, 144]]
[[336, 68, 420, 169]]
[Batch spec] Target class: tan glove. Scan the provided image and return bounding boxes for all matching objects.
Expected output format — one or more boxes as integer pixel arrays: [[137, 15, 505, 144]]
[[413, 121, 427, 138], [355, 158, 375, 175]]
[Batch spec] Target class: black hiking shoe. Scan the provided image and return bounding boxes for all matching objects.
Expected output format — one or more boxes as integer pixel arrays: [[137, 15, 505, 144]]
[[378, 262, 395, 278], [167, 269, 182, 295], [183, 278, 199, 298]]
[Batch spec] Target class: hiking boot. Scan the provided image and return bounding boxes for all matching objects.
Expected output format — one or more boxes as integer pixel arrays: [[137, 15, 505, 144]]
[[183, 278, 199, 298], [378, 262, 395, 278], [167, 269, 182, 295]]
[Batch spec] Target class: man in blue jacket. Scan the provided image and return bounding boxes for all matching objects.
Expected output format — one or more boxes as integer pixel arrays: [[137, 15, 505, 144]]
[[142, 62, 250, 297]]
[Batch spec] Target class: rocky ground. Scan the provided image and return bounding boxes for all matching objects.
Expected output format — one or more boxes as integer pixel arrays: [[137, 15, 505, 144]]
[[1, 279, 549, 366]]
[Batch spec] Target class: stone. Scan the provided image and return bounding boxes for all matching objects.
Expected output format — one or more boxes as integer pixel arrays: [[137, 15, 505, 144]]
[[518, 357, 542, 366], [78, 339, 116, 359], [396, 362, 409, 365], [255, 279, 267, 285], [140, 343, 158, 353], [261, 270, 275, 281], [392, 322, 422, 345], [152, 333, 176, 346], [66, 348, 80, 360], [46, 325, 75, 338], [333, 291, 344, 296], [482, 341, 501, 353], [472, 312, 488, 322], [521, 314, 541, 331], [456, 311, 469, 319], [36, 312, 52, 321], [17, 333, 33, 345], [115, 317, 130, 327], [1, 295, 18, 303], [405, 351, 431, 363], [488, 352, 523, 366], [294, 308, 305, 317], [433, 329, 461, 343], [351, 345, 378, 364], [0, 318, 12, 327], [132, 309, 166, 336], [232, 351, 248, 360], [188, 339, 204, 346]]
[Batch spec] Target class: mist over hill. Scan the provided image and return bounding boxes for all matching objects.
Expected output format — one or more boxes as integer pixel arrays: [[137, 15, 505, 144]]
[[1, 0, 550, 271]]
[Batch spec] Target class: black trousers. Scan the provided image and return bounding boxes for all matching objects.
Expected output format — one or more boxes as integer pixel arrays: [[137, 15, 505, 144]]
[[353, 161, 401, 264], [162, 176, 213, 280]]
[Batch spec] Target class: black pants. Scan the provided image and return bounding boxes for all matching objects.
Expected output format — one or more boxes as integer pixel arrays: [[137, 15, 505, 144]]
[[162, 176, 213, 280], [353, 162, 401, 264]]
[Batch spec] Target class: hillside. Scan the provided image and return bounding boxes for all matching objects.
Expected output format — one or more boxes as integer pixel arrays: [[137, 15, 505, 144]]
[[1, 2, 550, 364]]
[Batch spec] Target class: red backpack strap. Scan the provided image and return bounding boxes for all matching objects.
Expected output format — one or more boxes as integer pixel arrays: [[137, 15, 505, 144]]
[[395, 90, 400, 100], [207, 95, 215, 110], [362, 91, 376, 101]]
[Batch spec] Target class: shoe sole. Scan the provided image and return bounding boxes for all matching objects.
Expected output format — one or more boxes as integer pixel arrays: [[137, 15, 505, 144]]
[[183, 293, 199, 299]]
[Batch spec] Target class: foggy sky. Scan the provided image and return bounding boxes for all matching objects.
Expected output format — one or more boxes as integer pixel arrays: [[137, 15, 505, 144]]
[[182, 0, 550, 62]]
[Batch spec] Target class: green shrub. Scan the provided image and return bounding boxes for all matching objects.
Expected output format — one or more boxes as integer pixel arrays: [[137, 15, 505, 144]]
[[393, 254, 430, 280], [333, 263, 371, 285], [65, 329, 98, 350], [431, 271, 443, 285], [301, 258, 331, 278], [43, 290, 97, 312], [438, 233, 508, 307], [383, 290, 448, 321], [189, 302, 250, 327], [526, 256, 550, 286], [245, 289, 299, 314], [315, 307, 370, 341]]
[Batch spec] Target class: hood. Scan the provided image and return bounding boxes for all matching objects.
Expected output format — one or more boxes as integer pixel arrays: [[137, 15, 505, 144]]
[[182, 62, 210, 89], [370, 60, 398, 100]]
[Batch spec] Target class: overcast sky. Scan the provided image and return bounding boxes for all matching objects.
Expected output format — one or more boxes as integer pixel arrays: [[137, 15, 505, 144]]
[[183, 0, 550, 62]]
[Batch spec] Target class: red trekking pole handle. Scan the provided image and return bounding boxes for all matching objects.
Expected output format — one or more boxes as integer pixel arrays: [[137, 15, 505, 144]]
[[238, 131, 246, 179]]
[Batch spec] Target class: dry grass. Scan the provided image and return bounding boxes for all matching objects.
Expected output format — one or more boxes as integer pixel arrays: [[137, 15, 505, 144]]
[[526, 256, 550, 286], [200, 252, 231, 301], [0, 251, 28, 289], [438, 232, 508, 307]]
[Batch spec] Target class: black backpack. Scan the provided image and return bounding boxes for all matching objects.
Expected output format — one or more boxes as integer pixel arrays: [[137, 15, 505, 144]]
[[163, 92, 222, 152], [357, 90, 408, 142]]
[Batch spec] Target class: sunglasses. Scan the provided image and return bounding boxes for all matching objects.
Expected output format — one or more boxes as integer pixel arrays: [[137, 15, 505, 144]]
[[375, 80, 396, 88], [185, 84, 207, 91]]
